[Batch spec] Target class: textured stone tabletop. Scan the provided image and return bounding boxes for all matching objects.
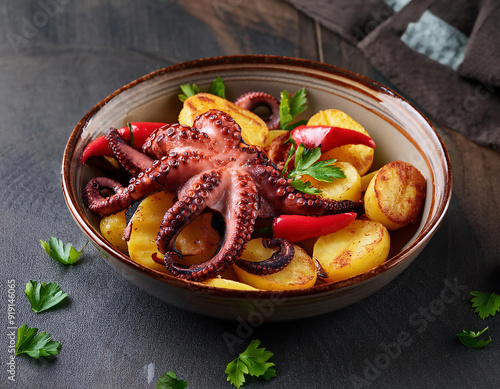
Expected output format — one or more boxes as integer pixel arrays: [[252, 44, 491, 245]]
[[1, 1, 499, 388]]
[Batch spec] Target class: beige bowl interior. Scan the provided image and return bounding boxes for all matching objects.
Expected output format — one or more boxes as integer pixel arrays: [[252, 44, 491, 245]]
[[62, 56, 452, 321]]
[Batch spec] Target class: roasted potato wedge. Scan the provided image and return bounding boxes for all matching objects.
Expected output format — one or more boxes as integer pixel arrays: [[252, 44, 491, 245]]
[[360, 169, 379, 192], [202, 277, 260, 290], [313, 220, 390, 282], [302, 161, 361, 201], [233, 239, 317, 290], [178, 93, 269, 147], [307, 109, 374, 175], [364, 161, 426, 231], [127, 190, 220, 272], [100, 210, 129, 254]]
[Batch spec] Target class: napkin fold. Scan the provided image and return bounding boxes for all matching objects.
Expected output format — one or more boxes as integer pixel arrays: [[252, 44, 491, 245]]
[[284, 0, 500, 150]]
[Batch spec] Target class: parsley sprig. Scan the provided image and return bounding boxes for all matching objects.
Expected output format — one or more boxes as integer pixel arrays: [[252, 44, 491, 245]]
[[25, 281, 68, 313], [156, 371, 188, 389], [178, 76, 226, 102], [15, 324, 62, 358], [279, 88, 308, 131], [457, 327, 492, 349], [470, 291, 500, 320], [283, 140, 344, 194], [40, 237, 86, 265], [225, 339, 276, 388]]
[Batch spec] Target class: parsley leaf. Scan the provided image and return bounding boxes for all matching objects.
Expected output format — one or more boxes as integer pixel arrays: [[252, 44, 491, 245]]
[[178, 77, 226, 102], [284, 143, 345, 194], [40, 237, 86, 265], [210, 76, 226, 99], [178, 83, 200, 102], [226, 339, 276, 388], [279, 88, 308, 130], [470, 291, 500, 320], [156, 371, 188, 389], [25, 281, 68, 313], [290, 179, 321, 194], [457, 327, 492, 348], [15, 324, 62, 358]]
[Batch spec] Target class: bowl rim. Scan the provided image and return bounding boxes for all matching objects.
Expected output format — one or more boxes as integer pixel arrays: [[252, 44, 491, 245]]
[[61, 54, 453, 299]]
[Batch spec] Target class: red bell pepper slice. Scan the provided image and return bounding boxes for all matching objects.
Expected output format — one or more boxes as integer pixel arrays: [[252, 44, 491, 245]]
[[81, 122, 166, 163], [291, 125, 376, 153], [270, 212, 357, 242]]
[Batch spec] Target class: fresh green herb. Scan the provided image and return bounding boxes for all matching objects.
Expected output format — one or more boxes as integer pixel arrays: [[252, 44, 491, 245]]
[[470, 291, 500, 320], [210, 76, 226, 99], [15, 324, 62, 358], [225, 339, 276, 388], [457, 327, 492, 349], [283, 141, 345, 194], [279, 88, 308, 130], [40, 237, 87, 265], [25, 281, 68, 313], [178, 77, 226, 102], [178, 83, 200, 102], [156, 371, 188, 389]]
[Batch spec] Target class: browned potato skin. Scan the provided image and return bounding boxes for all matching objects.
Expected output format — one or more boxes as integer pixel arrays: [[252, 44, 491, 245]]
[[364, 161, 426, 230], [313, 220, 390, 282], [178, 93, 269, 147], [233, 239, 317, 290]]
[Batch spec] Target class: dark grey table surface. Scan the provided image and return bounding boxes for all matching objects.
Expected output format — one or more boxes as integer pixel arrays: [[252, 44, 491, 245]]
[[1, 1, 499, 388]]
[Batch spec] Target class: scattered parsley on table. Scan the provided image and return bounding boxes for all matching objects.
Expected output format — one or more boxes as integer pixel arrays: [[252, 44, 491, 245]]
[[225, 339, 276, 388], [156, 371, 188, 389], [457, 327, 492, 349], [15, 324, 62, 358], [25, 280, 68, 313], [40, 236, 86, 265], [470, 291, 500, 320]]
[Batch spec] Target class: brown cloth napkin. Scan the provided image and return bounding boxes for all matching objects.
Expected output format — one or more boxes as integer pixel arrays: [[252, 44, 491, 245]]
[[284, 0, 500, 150]]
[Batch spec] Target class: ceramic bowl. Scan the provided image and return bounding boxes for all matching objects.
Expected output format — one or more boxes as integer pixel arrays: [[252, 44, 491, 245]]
[[62, 55, 452, 321]]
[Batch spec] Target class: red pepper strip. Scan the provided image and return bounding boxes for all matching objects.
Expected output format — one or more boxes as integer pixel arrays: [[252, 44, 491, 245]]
[[272, 212, 357, 243], [81, 122, 166, 163], [291, 125, 376, 153]]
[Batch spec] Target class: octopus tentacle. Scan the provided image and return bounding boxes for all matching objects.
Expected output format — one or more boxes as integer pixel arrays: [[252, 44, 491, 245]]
[[161, 169, 259, 281], [156, 170, 223, 255], [235, 238, 295, 275], [85, 177, 131, 217], [246, 163, 364, 217], [85, 152, 214, 216], [234, 92, 280, 130], [106, 128, 154, 176]]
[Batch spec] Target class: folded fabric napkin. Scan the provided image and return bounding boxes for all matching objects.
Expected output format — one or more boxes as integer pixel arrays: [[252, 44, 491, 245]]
[[284, 0, 500, 150]]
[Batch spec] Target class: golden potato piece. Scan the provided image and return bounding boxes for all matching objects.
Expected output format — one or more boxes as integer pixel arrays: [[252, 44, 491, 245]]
[[100, 210, 129, 254], [313, 220, 390, 282], [127, 191, 220, 273], [307, 109, 374, 175], [178, 93, 269, 147], [360, 170, 379, 192], [233, 239, 317, 290], [202, 277, 260, 291], [302, 161, 361, 201], [263, 129, 289, 149], [364, 161, 426, 231]]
